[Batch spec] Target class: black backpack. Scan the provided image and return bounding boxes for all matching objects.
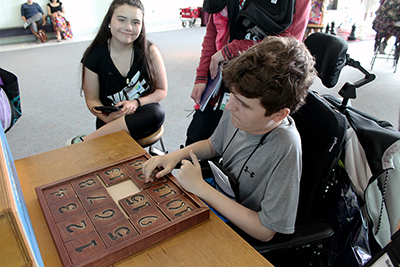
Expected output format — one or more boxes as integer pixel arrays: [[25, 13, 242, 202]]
[[236, 0, 296, 39]]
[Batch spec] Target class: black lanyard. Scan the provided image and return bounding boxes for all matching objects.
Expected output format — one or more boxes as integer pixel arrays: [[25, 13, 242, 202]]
[[220, 128, 270, 181]]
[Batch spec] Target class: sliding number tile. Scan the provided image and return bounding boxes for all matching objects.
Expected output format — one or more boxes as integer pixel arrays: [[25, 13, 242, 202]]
[[56, 213, 95, 243], [98, 218, 138, 248], [122, 156, 147, 177], [118, 191, 156, 217], [87, 202, 126, 230], [43, 183, 75, 205], [97, 164, 130, 187], [49, 196, 85, 223], [78, 187, 113, 211], [70, 174, 103, 195], [158, 195, 197, 220], [64, 231, 106, 264], [129, 207, 169, 234], [146, 181, 183, 204]]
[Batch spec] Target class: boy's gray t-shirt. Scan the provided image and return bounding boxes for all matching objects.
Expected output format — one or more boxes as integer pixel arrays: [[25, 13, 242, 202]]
[[210, 110, 301, 234]]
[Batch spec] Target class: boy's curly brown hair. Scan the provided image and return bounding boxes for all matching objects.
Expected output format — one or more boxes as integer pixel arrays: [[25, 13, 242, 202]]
[[222, 36, 316, 116]]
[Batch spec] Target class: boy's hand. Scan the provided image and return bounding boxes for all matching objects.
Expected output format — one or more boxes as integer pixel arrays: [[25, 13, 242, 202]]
[[176, 150, 204, 195], [142, 154, 178, 183]]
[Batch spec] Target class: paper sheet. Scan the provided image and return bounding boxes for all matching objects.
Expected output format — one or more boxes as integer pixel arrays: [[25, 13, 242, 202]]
[[208, 161, 235, 198]]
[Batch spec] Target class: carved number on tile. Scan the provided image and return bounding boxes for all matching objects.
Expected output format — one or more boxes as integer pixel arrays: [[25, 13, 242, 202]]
[[128, 159, 144, 171], [75, 240, 97, 252], [125, 194, 145, 205], [50, 188, 67, 197], [160, 190, 176, 199], [107, 227, 131, 241], [58, 203, 77, 214], [86, 195, 107, 205], [166, 199, 185, 210], [133, 202, 151, 211], [78, 179, 96, 188], [66, 220, 87, 233], [137, 173, 161, 185], [153, 183, 169, 192], [175, 207, 193, 217], [153, 184, 176, 199], [138, 216, 158, 226], [94, 209, 115, 220], [104, 167, 125, 181], [125, 195, 151, 211]]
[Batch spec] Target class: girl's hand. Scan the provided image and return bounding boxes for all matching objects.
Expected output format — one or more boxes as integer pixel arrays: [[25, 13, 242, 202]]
[[101, 107, 126, 123], [115, 100, 139, 115]]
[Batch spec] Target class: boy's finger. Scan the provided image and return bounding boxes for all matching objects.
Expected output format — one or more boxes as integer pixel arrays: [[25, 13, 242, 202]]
[[189, 150, 200, 167]]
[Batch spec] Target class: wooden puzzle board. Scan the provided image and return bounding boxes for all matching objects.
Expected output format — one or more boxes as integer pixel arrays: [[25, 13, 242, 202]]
[[35, 153, 210, 267]]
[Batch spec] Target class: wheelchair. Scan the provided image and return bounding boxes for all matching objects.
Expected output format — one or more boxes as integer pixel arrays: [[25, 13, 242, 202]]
[[234, 33, 400, 266]]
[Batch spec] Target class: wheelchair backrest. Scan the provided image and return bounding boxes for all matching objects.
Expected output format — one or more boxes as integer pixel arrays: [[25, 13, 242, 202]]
[[292, 91, 348, 224]]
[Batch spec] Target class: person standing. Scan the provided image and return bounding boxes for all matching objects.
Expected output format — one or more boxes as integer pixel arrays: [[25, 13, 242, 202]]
[[185, 0, 310, 146]]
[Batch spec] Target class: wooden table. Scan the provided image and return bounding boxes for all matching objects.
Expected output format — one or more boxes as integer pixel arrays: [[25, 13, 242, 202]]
[[15, 131, 272, 267]]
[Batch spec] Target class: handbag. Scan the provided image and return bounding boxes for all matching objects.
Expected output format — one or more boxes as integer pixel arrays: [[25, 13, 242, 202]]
[[37, 29, 48, 43], [0, 68, 22, 133]]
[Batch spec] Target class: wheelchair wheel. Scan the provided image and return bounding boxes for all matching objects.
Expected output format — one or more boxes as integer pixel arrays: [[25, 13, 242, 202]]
[[182, 21, 186, 28]]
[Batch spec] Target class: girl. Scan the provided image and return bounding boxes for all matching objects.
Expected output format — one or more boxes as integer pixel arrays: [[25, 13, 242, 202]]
[[67, 0, 167, 145], [47, 0, 73, 41]]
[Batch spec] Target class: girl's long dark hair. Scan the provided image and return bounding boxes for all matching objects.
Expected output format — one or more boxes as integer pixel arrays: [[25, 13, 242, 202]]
[[81, 0, 157, 95]]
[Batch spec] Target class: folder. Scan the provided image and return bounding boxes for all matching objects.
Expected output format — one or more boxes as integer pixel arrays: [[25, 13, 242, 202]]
[[198, 69, 222, 112]]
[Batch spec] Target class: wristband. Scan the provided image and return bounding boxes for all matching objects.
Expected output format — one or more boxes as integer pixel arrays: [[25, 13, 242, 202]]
[[134, 98, 141, 108]]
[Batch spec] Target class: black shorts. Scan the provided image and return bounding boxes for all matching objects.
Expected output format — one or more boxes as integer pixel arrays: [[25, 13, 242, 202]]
[[96, 103, 165, 140]]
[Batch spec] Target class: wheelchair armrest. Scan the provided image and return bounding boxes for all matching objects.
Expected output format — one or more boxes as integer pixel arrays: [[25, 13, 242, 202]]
[[252, 222, 334, 254]]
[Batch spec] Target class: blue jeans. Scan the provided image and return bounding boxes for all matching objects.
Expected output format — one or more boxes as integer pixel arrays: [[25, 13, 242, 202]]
[[25, 13, 43, 33]]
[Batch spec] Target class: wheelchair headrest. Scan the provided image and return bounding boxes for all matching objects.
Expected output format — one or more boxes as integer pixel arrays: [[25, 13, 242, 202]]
[[304, 33, 348, 88]]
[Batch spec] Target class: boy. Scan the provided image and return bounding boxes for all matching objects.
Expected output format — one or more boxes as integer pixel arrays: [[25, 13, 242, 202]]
[[142, 36, 316, 242]]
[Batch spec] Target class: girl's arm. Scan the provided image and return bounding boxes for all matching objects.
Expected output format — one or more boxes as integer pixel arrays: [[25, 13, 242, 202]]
[[59, 3, 65, 16], [82, 67, 126, 123]]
